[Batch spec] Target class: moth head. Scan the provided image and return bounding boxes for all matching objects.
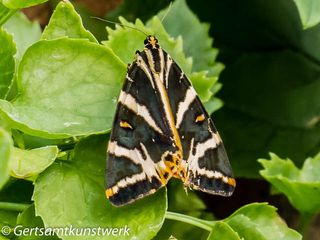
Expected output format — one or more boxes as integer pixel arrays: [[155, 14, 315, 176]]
[[144, 35, 159, 49]]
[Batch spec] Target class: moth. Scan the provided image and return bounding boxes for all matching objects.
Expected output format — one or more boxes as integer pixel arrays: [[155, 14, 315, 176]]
[[106, 35, 235, 206]]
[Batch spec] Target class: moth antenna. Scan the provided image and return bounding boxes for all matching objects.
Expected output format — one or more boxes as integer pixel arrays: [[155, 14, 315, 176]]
[[160, 2, 173, 23], [90, 16, 148, 37]]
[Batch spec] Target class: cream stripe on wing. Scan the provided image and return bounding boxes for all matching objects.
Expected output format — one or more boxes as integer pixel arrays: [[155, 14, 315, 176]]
[[136, 54, 155, 89], [144, 48, 165, 82], [107, 141, 168, 194], [185, 134, 231, 184], [164, 55, 173, 89], [175, 86, 197, 129], [118, 90, 163, 135]]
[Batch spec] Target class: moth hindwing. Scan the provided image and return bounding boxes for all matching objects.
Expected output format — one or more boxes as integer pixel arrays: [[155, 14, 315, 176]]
[[106, 35, 235, 206]]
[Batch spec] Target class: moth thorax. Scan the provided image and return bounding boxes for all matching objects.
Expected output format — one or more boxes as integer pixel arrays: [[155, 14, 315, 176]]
[[144, 35, 159, 49]]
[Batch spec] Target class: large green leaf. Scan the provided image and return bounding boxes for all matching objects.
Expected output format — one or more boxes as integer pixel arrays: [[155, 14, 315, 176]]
[[0, 27, 15, 99], [0, 38, 126, 138], [2, 0, 48, 9], [10, 146, 58, 179], [222, 203, 301, 240], [0, 127, 12, 189], [41, 1, 97, 42], [293, 0, 320, 29], [4, 12, 41, 60], [259, 152, 320, 214], [33, 135, 167, 240]]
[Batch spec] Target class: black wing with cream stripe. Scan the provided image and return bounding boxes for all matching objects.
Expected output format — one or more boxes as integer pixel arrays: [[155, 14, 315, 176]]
[[106, 35, 235, 207], [106, 47, 182, 206], [165, 54, 236, 195]]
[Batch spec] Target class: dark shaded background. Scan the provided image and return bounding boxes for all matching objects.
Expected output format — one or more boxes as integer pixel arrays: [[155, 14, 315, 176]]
[[22, 0, 320, 239]]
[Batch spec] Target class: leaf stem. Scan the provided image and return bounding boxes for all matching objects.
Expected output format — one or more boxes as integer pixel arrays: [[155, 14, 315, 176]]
[[0, 202, 30, 212], [165, 211, 214, 232], [298, 212, 314, 236]]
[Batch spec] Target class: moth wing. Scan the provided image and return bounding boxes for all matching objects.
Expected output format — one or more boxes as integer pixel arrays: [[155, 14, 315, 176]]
[[106, 54, 179, 206], [164, 52, 236, 196]]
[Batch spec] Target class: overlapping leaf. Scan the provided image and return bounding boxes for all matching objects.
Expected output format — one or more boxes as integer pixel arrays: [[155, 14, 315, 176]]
[[0, 27, 15, 99], [293, 0, 320, 29], [104, 16, 192, 73], [4, 12, 41, 60], [41, 1, 97, 42], [1, 0, 48, 9], [221, 203, 301, 240], [259, 152, 320, 214], [0, 38, 126, 138], [0, 127, 12, 189], [33, 135, 167, 240], [10, 146, 58, 179]]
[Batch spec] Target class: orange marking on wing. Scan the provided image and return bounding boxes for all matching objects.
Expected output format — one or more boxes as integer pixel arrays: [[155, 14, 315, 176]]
[[106, 188, 114, 198], [195, 114, 205, 122], [227, 178, 236, 187], [120, 121, 133, 129]]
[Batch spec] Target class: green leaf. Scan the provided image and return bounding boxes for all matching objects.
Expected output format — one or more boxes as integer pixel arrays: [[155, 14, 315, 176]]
[[158, 0, 223, 76], [0, 38, 126, 138], [189, 71, 217, 102], [3, 12, 41, 101], [16, 204, 60, 240], [166, 203, 301, 240], [259, 152, 320, 214], [0, 27, 15, 99], [33, 135, 167, 240], [223, 203, 301, 240], [10, 146, 58, 179], [0, 2, 16, 26], [146, 17, 192, 74], [204, 97, 223, 115], [0, 127, 12, 189], [0, 209, 18, 227], [4, 12, 41, 60], [207, 222, 240, 240], [41, 1, 97, 42], [104, 16, 192, 74], [293, 0, 320, 29], [0, 235, 10, 240], [2, 0, 48, 9]]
